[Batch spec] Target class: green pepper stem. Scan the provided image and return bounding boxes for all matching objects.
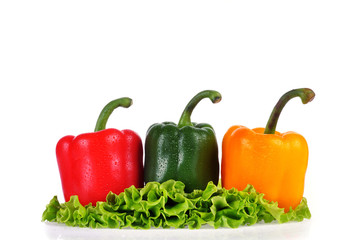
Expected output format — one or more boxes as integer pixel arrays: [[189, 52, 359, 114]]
[[178, 90, 222, 128], [264, 88, 315, 134], [94, 97, 133, 132]]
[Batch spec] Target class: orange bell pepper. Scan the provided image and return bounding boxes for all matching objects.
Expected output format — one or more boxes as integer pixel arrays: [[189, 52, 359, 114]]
[[221, 88, 315, 210]]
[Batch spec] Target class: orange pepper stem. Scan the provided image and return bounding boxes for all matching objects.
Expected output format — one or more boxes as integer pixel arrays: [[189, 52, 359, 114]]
[[264, 88, 315, 134], [178, 90, 222, 128]]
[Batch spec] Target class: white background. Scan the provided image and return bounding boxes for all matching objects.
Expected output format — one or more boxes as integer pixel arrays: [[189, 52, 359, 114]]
[[1, 1, 360, 239]]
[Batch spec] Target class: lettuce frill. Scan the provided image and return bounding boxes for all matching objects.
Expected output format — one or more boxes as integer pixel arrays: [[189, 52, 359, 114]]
[[42, 180, 311, 229]]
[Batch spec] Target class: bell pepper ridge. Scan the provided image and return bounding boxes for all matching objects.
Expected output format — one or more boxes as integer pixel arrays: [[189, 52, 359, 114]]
[[264, 88, 315, 134]]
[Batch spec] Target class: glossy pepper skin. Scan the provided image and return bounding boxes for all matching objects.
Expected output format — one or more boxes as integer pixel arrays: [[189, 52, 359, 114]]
[[56, 97, 143, 206], [144, 90, 221, 193], [222, 88, 315, 210]]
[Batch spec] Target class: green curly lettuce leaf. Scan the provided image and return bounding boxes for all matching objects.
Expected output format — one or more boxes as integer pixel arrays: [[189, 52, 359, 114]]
[[42, 180, 311, 229]]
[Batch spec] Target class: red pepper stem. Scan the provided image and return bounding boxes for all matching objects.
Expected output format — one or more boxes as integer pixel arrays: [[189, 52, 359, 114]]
[[178, 90, 222, 128], [94, 97, 133, 132], [264, 88, 315, 134]]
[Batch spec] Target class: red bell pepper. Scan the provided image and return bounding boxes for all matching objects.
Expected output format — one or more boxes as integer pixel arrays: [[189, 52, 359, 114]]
[[56, 97, 143, 206]]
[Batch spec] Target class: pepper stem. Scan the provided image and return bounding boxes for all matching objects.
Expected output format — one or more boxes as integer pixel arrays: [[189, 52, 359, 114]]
[[94, 97, 133, 132], [178, 90, 222, 128], [264, 88, 315, 134]]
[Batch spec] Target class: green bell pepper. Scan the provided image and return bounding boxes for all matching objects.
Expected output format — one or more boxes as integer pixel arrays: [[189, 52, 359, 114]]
[[144, 90, 222, 192]]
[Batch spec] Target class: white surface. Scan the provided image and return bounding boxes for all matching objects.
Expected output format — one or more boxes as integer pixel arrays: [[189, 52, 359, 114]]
[[1, 1, 360, 239], [43, 221, 312, 240]]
